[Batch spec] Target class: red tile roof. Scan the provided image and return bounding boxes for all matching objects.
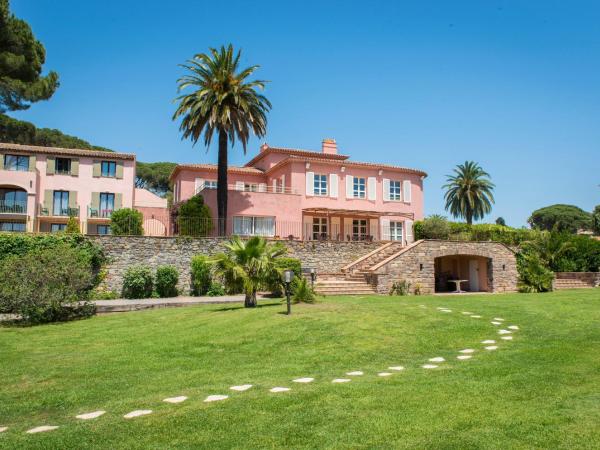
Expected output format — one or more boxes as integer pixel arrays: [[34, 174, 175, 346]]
[[0, 142, 135, 160], [244, 145, 349, 168], [169, 163, 265, 180]]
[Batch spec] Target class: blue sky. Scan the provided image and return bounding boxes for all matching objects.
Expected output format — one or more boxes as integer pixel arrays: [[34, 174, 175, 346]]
[[10, 0, 600, 226]]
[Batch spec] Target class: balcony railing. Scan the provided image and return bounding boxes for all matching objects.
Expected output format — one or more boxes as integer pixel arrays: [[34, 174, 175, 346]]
[[196, 184, 298, 195], [38, 204, 80, 218], [0, 200, 27, 214], [88, 207, 115, 219]]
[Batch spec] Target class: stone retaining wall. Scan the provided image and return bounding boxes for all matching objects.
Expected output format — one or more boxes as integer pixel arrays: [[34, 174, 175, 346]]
[[370, 240, 518, 294], [90, 236, 381, 294], [553, 272, 600, 289]]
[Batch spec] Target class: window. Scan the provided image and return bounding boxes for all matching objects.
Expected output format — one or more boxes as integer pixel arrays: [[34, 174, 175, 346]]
[[353, 177, 366, 198], [389, 221, 403, 241], [97, 225, 111, 235], [205, 180, 217, 189], [244, 183, 258, 192], [99, 193, 115, 217], [312, 217, 328, 240], [0, 188, 27, 213], [53, 191, 69, 216], [51, 223, 67, 233], [55, 157, 71, 175], [233, 216, 275, 237], [4, 154, 29, 171], [314, 174, 328, 196], [0, 221, 26, 232], [352, 219, 367, 240], [101, 161, 116, 177], [389, 181, 401, 201]]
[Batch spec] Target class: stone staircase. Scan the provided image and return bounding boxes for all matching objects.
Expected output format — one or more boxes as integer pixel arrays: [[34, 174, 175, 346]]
[[313, 242, 404, 295], [553, 274, 597, 290]]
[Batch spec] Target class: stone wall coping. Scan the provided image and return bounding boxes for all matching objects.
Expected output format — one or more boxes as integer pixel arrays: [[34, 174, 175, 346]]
[[88, 235, 380, 246], [555, 272, 599, 276]]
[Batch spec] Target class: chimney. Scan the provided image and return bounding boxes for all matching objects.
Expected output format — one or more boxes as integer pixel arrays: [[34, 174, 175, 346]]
[[322, 138, 337, 155], [260, 142, 269, 153]]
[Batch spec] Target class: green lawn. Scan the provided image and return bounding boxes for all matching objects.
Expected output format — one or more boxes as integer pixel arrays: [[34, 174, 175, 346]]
[[1, 290, 599, 449]]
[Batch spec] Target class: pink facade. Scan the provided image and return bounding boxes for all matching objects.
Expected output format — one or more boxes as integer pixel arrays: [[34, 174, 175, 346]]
[[0, 143, 135, 234], [171, 139, 427, 244]]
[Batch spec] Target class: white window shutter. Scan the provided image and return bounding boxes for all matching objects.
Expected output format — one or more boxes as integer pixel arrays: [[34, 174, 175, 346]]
[[346, 175, 354, 199], [382, 178, 390, 201], [235, 181, 244, 191], [194, 178, 204, 194], [403, 180, 412, 203], [281, 175, 286, 192], [405, 220, 414, 244], [306, 171, 314, 196], [303, 215, 313, 240], [381, 218, 390, 240], [369, 218, 379, 240], [331, 216, 340, 239], [258, 183, 267, 192], [272, 179, 277, 192], [329, 174, 339, 198], [367, 177, 377, 201]]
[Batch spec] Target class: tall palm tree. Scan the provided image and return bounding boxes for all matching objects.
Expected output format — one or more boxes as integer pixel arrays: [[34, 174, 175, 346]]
[[211, 236, 286, 308], [173, 45, 271, 235], [443, 161, 495, 225]]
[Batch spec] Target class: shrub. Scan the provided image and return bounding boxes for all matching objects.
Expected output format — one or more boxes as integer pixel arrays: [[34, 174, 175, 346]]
[[389, 280, 411, 296], [173, 195, 212, 236], [292, 277, 316, 303], [65, 216, 81, 234], [155, 265, 179, 298], [495, 217, 506, 226], [413, 283, 422, 295], [267, 257, 302, 297], [517, 253, 554, 293], [206, 283, 226, 297], [592, 205, 600, 235], [0, 244, 96, 323], [111, 208, 144, 235], [88, 288, 119, 300], [122, 265, 154, 299], [416, 215, 451, 240], [190, 255, 212, 296]]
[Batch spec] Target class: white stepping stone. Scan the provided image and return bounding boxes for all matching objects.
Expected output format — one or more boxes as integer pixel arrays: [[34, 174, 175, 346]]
[[204, 395, 228, 402], [230, 384, 253, 391], [377, 372, 393, 377], [270, 387, 290, 393], [470, 315, 482, 318], [436, 307, 447, 310], [388, 366, 405, 371], [76, 410, 106, 420], [457, 355, 472, 360], [332, 378, 351, 383], [462, 311, 473, 315], [163, 396, 188, 403], [498, 329, 512, 335], [491, 321, 502, 326], [508, 325, 519, 330], [501, 336, 513, 341], [0, 427, 8, 433], [440, 309, 452, 313], [481, 340, 496, 344], [26, 425, 59, 434], [346, 371, 363, 376], [124, 410, 152, 419], [493, 317, 504, 321], [429, 357, 445, 362], [422, 364, 438, 369], [459, 349, 475, 354], [485, 345, 498, 350], [292, 378, 314, 383]]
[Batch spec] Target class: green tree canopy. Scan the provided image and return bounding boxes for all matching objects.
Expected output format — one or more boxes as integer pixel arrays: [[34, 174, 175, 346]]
[[135, 161, 177, 196], [172, 195, 212, 236], [527, 204, 592, 233], [592, 205, 600, 235], [0, 0, 59, 112]]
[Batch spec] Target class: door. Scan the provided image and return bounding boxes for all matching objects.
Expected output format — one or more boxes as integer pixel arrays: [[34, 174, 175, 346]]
[[469, 259, 480, 292], [312, 217, 328, 240], [352, 219, 367, 240]]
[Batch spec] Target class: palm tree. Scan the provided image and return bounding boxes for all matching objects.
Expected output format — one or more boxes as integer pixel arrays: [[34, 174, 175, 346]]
[[173, 45, 271, 235], [211, 236, 286, 308], [443, 161, 495, 225]]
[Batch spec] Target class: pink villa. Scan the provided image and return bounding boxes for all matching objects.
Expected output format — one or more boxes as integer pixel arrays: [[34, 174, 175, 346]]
[[171, 139, 426, 244]]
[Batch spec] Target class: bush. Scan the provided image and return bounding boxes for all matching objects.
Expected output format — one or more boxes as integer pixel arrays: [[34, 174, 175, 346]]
[[122, 265, 154, 299], [593, 205, 600, 236], [292, 277, 316, 303], [65, 216, 81, 234], [111, 208, 144, 235], [190, 255, 212, 296], [206, 283, 226, 297], [0, 244, 96, 323], [88, 288, 119, 300], [173, 195, 212, 236], [389, 280, 411, 296], [155, 265, 179, 298], [517, 253, 554, 293], [267, 257, 302, 297], [414, 215, 450, 240]]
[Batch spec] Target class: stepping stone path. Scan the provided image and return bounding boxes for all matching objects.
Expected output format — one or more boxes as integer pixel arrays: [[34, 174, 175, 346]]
[[498, 329, 512, 335], [494, 318, 504, 321], [346, 371, 363, 376], [429, 357, 445, 362], [485, 345, 498, 351], [491, 321, 502, 325], [440, 309, 452, 313], [377, 372, 393, 377], [292, 378, 314, 383], [270, 387, 290, 393], [457, 355, 472, 360], [0, 427, 8, 433], [501, 336, 513, 341], [204, 395, 228, 402], [462, 311, 473, 315], [459, 349, 475, 354], [388, 366, 405, 371], [76, 410, 106, 420], [163, 396, 187, 404], [26, 426, 59, 434], [124, 410, 152, 419], [332, 378, 351, 383], [508, 325, 519, 330], [230, 384, 253, 391], [470, 315, 482, 318], [422, 364, 438, 369], [481, 340, 496, 344]]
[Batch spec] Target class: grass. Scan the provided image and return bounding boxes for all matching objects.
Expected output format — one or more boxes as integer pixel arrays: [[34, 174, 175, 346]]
[[1, 290, 599, 449]]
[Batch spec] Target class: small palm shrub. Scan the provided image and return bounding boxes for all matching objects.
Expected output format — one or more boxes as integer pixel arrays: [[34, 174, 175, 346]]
[[389, 280, 411, 296], [191, 255, 212, 296], [292, 277, 315, 304], [122, 265, 154, 299], [206, 283, 226, 297], [155, 265, 179, 298], [517, 253, 554, 293]]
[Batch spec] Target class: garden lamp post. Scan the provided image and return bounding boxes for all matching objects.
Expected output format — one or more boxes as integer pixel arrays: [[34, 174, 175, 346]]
[[283, 270, 294, 315]]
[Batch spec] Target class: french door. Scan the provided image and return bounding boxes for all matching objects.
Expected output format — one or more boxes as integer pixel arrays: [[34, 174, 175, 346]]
[[352, 219, 367, 240], [312, 217, 328, 240]]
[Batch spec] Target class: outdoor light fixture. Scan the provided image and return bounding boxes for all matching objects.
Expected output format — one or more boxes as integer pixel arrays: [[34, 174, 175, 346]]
[[310, 268, 316, 289], [378, 169, 383, 176], [341, 166, 346, 172], [305, 162, 311, 169], [283, 270, 294, 315], [420, 263, 423, 271]]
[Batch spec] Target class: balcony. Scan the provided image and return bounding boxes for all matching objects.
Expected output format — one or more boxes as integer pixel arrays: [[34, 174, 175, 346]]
[[0, 200, 27, 215], [38, 204, 80, 218], [88, 207, 115, 220], [196, 183, 299, 195]]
